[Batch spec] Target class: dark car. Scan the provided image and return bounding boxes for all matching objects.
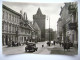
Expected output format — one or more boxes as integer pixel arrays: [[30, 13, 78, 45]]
[[25, 42, 38, 52]]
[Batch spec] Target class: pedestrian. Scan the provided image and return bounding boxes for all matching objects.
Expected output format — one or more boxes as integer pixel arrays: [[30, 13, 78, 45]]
[[12, 41, 15, 47], [47, 42, 50, 46], [59, 42, 61, 47], [42, 45, 44, 47], [54, 41, 55, 45]]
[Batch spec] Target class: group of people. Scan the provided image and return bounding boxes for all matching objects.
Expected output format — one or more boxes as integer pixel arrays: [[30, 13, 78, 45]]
[[47, 41, 56, 46], [8, 41, 21, 47], [59, 41, 73, 51]]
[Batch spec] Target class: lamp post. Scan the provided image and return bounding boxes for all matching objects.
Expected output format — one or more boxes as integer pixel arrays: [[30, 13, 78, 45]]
[[47, 16, 50, 46], [49, 17, 50, 46], [16, 27, 18, 43]]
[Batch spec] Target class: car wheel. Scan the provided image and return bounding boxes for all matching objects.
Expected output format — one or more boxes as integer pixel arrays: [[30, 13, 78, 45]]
[[35, 49, 37, 51], [33, 49, 35, 52]]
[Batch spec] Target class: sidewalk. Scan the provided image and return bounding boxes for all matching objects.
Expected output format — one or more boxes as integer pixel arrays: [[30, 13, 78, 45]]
[[50, 43, 78, 55], [2, 45, 9, 48]]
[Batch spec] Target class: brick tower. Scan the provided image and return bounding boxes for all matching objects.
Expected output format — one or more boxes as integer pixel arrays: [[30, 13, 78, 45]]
[[33, 8, 45, 41]]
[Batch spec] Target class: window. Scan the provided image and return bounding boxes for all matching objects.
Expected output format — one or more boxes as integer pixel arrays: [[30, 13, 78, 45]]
[[2, 22, 4, 32], [12, 15, 13, 21], [9, 24, 11, 33], [16, 17, 19, 23], [16, 17, 18, 23], [12, 25, 14, 33], [2, 11, 4, 19], [14, 26, 15, 33], [6, 12, 8, 19], [14, 16, 16, 22], [9, 14, 11, 21], [11, 15, 12, 22], [15, 17, 17, 23], [12, 15, 14, 22], [5, 23, 8, 32], [15, 27, 17, 31]]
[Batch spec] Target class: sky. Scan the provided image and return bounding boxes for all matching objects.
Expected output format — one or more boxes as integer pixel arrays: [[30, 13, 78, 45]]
[[3, 1, 64, 31]]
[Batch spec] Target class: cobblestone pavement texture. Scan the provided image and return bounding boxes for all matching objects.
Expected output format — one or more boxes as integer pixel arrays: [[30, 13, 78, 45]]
[[2, 41, 78, 55]]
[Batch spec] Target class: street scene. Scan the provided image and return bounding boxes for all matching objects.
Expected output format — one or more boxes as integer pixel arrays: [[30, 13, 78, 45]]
[[2, 1, 78, 55]]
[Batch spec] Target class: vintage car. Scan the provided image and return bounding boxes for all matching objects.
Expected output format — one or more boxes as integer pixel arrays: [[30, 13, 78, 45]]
[[25, 42, 38, 52]]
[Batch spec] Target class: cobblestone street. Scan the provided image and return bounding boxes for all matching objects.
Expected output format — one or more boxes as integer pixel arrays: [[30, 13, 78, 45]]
[[2, 41, 78, 55], [3, 41, 49, 55]]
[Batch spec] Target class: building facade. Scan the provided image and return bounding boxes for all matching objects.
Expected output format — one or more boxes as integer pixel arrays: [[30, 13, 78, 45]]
[[58, 2, 78, 48], [18, 11, 33, 44], [2, 5, 21, 46], [68, 2, 78, 48], [2, 5, 33, 46], [33, 8, 45, 41]]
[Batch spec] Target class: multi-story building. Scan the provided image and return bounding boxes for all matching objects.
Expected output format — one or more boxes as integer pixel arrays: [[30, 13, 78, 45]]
[[2, 5, 33, 46], [2, 5, 21, 46], [18, 11, 33, 44], [58, 2, 78, 48], [59, 3, 71, 43], [68, 2, 78, 48], [33, 8, 45, 41]]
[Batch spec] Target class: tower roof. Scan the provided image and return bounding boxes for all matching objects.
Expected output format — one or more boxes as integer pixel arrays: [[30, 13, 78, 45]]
[[36, 8, 42, 14]]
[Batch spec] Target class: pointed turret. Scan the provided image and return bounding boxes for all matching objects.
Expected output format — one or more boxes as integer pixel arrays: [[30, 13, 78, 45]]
[[36, 8, 42, 15], [33, 7, 45, 41]]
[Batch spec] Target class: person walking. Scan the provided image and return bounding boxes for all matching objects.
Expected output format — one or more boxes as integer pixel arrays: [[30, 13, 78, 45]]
[[54, 41, 55, 45], [59, 42, 61, 47]]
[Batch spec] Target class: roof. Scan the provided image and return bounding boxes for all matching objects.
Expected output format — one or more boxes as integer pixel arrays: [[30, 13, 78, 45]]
[[36, 8, 42, 14], [33, 8, 45, 16], [57, 18, 62, 23], [2, 4, 21, 16]]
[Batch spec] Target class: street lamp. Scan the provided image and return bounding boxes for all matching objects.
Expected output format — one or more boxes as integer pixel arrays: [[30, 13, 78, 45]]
[[16, 27, 18, 43], [47, 16, 50, 46]]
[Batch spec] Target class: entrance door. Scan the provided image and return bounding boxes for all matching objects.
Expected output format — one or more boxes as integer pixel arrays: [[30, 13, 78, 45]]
[[24, 37, 26, 42], [5, 35, 8, 45], [2, 35, 4, 46]]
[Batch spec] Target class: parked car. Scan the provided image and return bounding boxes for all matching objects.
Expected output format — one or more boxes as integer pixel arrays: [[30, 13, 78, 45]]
[[25, 42, 38, 52]]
